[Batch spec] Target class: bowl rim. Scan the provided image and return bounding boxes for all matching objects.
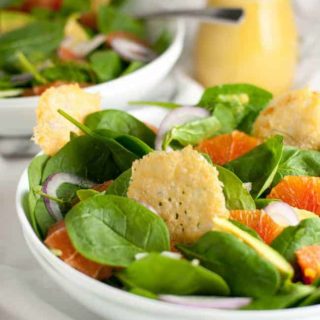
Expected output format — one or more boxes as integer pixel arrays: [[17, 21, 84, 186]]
[[0, 19, 185, 108], [15, 158, 320, 319]]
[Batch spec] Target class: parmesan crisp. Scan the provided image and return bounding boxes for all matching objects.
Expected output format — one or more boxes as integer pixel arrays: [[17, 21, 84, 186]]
[[33, 84, 101, 156], [127, 146, 228, 244]]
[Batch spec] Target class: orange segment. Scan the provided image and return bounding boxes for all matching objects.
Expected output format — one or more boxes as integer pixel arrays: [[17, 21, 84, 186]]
[[296, 245, 320, 284], [268, 176, 320, 215], [229, 210, 283, 244], [196, 130, 260, 165], [45, 220, 112, 280]]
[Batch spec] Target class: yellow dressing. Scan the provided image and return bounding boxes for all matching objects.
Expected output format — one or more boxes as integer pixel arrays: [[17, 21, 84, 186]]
[[194, 0, 298, 95]]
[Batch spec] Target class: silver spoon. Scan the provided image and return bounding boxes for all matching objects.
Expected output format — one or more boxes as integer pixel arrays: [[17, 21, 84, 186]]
[[136, 8, 244, 24]]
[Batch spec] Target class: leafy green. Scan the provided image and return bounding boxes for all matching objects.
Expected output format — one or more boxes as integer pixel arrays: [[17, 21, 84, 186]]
[[121, 61, 144, 76], [128, 100, 180, 109], [273, 146, 320, 186], [106, 169, 131, 197], [198, 84, 272, 134], [255, 198, 278, 209], [97, 5, 146, 38], [299, 287, 320, 307], [162, 116, 221, 150], [27, 154, 49, 237], [177, 231, 281, 298], [152, 29, 172, 54], [225, 135, 283, 198], [65, 195, 170, 266], [0, 21, 64, 71], [230, 221, 262, 240], [42, 135, 120, 183], [33, 198, 55, 238], [271, 218, 320, 266], [115, 134, 153, 157], [116, 253, 229, 296], [129, 287, 158, 300], [41, 62, 94, 84], [85, 109, 155, 147], [76, 189, 99, 201], [61, 0, 90, 14], [243, 283, 314, 310], [89, 50, 122, 82], [216, 166, 256, 210]]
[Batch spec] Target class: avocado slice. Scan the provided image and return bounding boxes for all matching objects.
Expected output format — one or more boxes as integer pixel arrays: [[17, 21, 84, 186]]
[[213, 217, 294, 278], [0, 10, 34, 34]]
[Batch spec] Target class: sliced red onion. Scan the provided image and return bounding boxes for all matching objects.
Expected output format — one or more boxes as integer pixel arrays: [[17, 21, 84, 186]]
[[135, 252, 149, 260], [264, 201, 299, 226], [155, 106, 210, 150], [159, 295, 252, 310], [60, 34, 106, 58], [42, 173, 95, 221], [160, 251, 182, 260], [107, 32, 156, 62]]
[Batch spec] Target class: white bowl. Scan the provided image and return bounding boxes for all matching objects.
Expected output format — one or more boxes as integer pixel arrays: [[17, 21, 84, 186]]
[[15, 107, 320, 320], [0, 20, 184, 136]]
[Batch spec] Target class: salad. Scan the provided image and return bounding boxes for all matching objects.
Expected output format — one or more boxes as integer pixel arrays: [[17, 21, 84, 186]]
[[26, 83, 320, 311], [0, 0, 170, 98]]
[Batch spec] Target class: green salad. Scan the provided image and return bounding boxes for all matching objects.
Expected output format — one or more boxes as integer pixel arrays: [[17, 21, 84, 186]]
[[25, 82, 320, 311], [0, 0, 170, 98]]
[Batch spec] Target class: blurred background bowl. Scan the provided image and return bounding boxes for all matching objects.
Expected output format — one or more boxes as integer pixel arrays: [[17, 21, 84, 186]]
[[0, 19, 184, 136]]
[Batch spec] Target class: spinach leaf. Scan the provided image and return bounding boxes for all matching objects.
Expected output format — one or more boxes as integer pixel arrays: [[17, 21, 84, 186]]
[[89, 50, 122, 82], [198, 84, 272, 134], [85, 109, 155, 147], [177, 231, 281, 298], [162, 116, 221, 150], [225, 135, 283, 198], [152, 29, 172, 54], [27, 154, 49, 237], [255, 198, 278, 209], [61, 0, 90, 14], [115, 134, 153, 157], [121, 61, 144, 76], [271, 218, 320, 266], [0, 21, 64, 71], [116, 253, 229, 296], [42, 135, 120, 183], [76, 189, 99, 201], [34, 198, 55, 239], [299, 287, 320, 307], [128, 100, 180, 109], [243, 283, 314, 310], [273, 146, 320, 186], [106, 169, 131, 197], [41, 62, 95, 84], [216, 166, 256, 210], [65, 195, 170, 266], [97, 5, 146, 38], [129, 287, 158, 300]]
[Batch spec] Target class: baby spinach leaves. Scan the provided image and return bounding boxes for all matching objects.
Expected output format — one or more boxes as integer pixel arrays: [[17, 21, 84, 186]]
[[162, 116, 221, 150], [84, 109, 156, 147], [271, 218, 320, 266], [106, 169, 131, 197], [244, 283, 315, 310], [198, 84, 272, 134], [216, 166, 256, 210], [116, 253, 229, 296], [225, 135, 283, 198], [273, 146, 320, 186], [65, 195, 170, 267], [178, 231, 281, 298], [89, 50, 122, 82]]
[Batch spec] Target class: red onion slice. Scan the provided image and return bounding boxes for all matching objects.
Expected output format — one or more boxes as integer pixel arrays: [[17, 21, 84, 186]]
[[159, 295, 251, 310], [264, 201, 299, 226], [107, 32, 156, 62], [155, 106, 210, 150], [60, 34, 106, 58], [42, 173, 95, 221]]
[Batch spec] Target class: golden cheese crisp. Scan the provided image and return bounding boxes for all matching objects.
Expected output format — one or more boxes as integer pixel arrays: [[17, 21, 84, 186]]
[[127, 146, 228, 244], [33, 84, 101, 156], [253, 88, 320, 150]]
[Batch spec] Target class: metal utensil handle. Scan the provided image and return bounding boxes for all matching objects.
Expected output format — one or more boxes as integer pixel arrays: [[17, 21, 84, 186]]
[[136, 8, 244, 24]]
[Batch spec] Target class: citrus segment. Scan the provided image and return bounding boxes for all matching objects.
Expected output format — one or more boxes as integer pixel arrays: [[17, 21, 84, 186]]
[[296, 245, 320, 284]]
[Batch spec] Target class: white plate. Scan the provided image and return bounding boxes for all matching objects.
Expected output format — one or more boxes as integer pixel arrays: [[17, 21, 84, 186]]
[[0, 20, 185, 136], [16, 107, 320, 320]]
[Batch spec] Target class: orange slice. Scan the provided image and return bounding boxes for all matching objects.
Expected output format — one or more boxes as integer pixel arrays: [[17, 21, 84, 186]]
[[196, 130, 260, 165], [268, 176, 320, 215], [296, 245, 320, 284], [229, 210, 283, 244], [45, 220, 112, 280]]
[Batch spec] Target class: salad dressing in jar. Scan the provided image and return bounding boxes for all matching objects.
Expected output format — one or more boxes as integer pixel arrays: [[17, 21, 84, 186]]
[[194, 0, 298, 95]]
